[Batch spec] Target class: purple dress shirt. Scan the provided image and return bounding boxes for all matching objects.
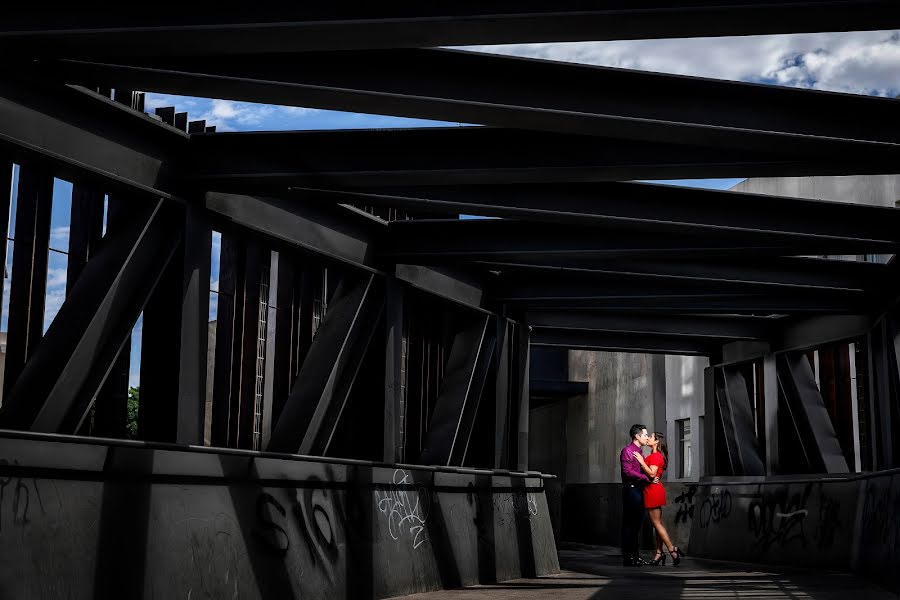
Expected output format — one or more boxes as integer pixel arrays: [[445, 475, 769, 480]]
[[620, 443, 649, 485]]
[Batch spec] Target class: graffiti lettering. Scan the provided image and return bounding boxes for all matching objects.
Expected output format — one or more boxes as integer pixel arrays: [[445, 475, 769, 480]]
[[673, 485, 697, 524], [253, 493, 290, 556], [0, 459, 45, 531], [494, 492, 539, 526], [815, 487, 841, 550], [699, 489, 732, 528], [748, 484, 811, 552], [374, 469, 430, 549]]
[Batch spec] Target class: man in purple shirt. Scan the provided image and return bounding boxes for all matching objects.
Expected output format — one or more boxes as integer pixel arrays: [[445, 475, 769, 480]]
[[620, 423, 651, 566]]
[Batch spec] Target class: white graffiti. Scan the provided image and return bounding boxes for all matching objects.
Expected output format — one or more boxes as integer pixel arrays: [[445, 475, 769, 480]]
[[374, 469, 430, 549]]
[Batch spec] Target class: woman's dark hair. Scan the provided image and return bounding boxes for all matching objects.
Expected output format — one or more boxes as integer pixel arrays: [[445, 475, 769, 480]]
[[654, 432, 669, 469]]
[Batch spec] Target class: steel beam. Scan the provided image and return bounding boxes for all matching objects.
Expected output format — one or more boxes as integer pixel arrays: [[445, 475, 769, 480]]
[[296, 181, 900, 243], [532, 329, 714, 356], [495, 273, 866, 303], [188, 128, 891, 189], [382, 219, 897, 262], [776, 352, 851, 473], [3, 164, 53, 401], [383, 277, 405, 463], [50, 49, 900, 156], [267, 273, 384, 455], [0, 199, 182, 432], [714, 366, 766, 475], [3, 4, 898, 56], [474, 256, 883, 293], [0, 78, 182, 197], [509, 294, 861, 314], [394, 263, 490, 313], [419, 315, 496, 466], [527, 311, 777, 341], [176, 200, 212, 445], [205, 191, 380, 272]]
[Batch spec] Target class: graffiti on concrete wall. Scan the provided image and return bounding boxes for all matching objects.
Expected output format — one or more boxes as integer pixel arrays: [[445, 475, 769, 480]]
[[673, 485, 697, 524], [0, 459, 46, 531], [699, 489, 732, 528], [494, 492, 539, 527], [374, 469, 430, 550], [747, 484, 811, 552], [815, 486, 842, 550], [253, 469, 355, 584], [860, 480, 896, 548]]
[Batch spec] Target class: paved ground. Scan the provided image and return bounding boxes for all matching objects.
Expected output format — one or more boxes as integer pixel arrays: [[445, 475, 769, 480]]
[[389, 544, 897, 599]]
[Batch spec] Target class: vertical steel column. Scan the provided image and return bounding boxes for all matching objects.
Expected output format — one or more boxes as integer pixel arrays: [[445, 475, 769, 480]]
[[494, 317, 511, 469], [4, 164, 53, 403], [762, 352, 780, 474], [515, 324, 531, 472], [0, 161, 12, 352], [262, 251, 294, 449], [210, 234, 245, 447], [176, 200, 211, 445], [137, 225, 184, 443], [867, 323, 893, 469], [234, 242, 263, 450], [383, 277, 405, 463]]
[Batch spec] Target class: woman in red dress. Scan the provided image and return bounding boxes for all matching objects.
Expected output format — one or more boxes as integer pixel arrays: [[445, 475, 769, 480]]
[[634, 432, 684, 566]]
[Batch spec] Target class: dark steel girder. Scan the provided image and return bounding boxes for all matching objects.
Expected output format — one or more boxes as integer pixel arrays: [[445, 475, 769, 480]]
[[44, 49, 900, 156], [526, 311, 777, 341], [494, 273, 866, 302], [512, 295, 861, 315], [187, 128, 894, 189], [0, 77, 183, 198], [381, 219, 899, 262], [289, 181, 900, 244], [2, 3, 898, 56], [205, 191, 382, 272], [531, 329, 714, 356], [478, 256, 883, 293]]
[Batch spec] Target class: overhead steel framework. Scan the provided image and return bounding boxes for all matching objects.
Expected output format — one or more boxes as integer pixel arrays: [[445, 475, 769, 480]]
[[0, 6, 899, 480]]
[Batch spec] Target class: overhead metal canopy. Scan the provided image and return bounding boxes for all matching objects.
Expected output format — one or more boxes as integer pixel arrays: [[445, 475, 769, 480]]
[[0, 8, 897, 362], [2, 2, 898, 56]]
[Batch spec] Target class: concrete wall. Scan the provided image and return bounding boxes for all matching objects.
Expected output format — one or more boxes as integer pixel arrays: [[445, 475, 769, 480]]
[[664, 355, 708, 483], [562, 472, 900, 592], [566, 351, 658, 484], [0, 432, 559, 600], [733, 174, 900, 208]]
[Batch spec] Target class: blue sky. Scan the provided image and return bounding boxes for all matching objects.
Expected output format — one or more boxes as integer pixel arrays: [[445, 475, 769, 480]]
[[4, 29, 897, 386]]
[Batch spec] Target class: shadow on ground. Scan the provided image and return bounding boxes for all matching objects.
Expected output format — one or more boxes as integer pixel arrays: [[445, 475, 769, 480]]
[[389, 543, 896, 599]]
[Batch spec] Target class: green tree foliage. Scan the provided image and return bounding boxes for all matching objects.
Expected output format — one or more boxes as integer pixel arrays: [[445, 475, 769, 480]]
[[127, 386, 140, 439]]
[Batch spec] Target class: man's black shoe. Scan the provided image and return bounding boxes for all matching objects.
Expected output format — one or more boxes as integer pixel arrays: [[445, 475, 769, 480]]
[[622, 557, 645, 567]]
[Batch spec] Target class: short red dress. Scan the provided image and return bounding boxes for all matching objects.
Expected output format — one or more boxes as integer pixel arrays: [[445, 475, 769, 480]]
[[642, 452, 667, 508]]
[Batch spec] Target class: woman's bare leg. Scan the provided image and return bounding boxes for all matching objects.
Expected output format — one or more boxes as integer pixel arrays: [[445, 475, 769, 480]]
[[647, 508, 675, 552]]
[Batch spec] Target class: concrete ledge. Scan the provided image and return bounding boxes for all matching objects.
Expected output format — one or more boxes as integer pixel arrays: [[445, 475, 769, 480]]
[[0, 431, 559, 599]]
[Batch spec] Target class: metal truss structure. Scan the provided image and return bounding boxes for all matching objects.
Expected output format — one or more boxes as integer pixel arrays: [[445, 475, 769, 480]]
[[1, 4, 900, 476]]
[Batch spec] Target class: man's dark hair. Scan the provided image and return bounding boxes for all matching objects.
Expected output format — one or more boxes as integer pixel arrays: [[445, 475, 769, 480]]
[[629, 424, 647, 440]]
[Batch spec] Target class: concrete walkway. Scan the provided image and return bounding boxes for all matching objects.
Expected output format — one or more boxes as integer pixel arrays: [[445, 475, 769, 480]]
[[389, 544, 896, 599]]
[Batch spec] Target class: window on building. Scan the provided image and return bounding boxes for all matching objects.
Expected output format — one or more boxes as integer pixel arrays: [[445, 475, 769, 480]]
[[678, 418, 692, 478]]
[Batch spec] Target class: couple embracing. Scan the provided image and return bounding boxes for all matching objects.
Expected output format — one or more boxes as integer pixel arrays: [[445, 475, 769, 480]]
[[619, 423, 684, 567]]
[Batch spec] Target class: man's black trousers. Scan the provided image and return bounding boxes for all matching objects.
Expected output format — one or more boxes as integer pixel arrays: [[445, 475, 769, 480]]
[[621, 484, 646, 561]]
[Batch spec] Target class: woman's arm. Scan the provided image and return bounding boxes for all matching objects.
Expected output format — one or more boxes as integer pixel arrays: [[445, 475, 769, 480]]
[[633, 452, 659, 477]]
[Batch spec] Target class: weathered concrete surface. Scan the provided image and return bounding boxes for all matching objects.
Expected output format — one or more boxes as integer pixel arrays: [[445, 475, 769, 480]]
[[388, 544, 894, 599], [0, 432, 558, 599]]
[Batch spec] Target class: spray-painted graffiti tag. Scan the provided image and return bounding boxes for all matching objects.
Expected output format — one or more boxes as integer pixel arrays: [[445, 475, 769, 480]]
[[374, 469, 430, 549], [673, 485, 697, 524], [748, 484, 811, 552], [699, 489, 732, 528]]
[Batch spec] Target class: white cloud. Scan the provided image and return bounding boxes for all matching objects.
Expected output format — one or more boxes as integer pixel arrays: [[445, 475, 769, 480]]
[[43, 288, 66, 332], [50, 226, 70, 250], [46, 266, 67, 289], [467, 29, 900, 96]]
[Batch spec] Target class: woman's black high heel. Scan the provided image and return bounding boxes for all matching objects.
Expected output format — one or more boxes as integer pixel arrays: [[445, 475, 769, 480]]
[[649, 552, 667, 566], [669, 547, 685, 567]]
